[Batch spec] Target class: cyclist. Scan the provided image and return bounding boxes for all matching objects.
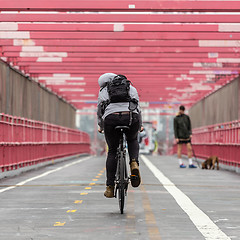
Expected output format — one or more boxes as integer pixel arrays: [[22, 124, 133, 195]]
[[97, 73, 143, 198]]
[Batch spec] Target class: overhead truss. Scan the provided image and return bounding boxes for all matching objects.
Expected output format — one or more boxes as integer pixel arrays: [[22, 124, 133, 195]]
[[1, 1, 240, 109]]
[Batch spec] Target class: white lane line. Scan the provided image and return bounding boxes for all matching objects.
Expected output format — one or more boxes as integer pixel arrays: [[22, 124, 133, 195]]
[[0, 156, 91, 194], [141, 155, 231, 240]]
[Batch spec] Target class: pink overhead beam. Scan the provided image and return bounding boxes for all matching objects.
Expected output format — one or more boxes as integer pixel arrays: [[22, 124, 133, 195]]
[[0, 1, 240, 12], [2, 46, 240, 53], [4, 31, 240, 40], [1, 13, 240, 23]]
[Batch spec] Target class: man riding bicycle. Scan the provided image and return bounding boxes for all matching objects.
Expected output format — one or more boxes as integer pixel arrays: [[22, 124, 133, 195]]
[[97, 73, 143, 198]]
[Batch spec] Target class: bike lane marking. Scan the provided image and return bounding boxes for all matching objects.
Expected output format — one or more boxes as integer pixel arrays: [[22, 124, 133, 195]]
[[126, 189, 137, 235], [0, 156, 91, 194], [140, 184, 162, 240], [141, 155, 231, 240], [54, 166, 105, 227]]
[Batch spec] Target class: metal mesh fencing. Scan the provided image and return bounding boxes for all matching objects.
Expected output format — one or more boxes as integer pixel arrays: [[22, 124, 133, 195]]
[[0, 61, 76, 128]]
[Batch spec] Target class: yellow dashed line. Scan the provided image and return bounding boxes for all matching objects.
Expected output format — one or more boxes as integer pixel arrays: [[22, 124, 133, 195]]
[[67, 210, 77, 213], [53, 168, 105, 228], [80, 192, 88, 195], [54, 222, 66, 226], [140, 185, 162, 240]]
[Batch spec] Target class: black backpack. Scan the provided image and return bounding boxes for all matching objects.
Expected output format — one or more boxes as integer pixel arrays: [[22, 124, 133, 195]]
[[107, 75, 131, 103], [100, 75, 138, 120]]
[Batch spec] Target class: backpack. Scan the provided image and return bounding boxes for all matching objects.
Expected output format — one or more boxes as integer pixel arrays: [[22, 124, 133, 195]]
[[107, 75, 131, 103], [100, 75, 139, 123]]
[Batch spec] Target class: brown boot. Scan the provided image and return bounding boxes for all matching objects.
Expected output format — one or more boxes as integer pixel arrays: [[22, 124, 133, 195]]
[[104, 185, 114, 198], [130, 161, 141, 188]]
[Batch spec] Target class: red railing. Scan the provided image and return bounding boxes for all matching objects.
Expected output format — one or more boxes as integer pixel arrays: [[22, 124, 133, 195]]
[[0, 113, 91, 172], [172, 120, 240, 167]]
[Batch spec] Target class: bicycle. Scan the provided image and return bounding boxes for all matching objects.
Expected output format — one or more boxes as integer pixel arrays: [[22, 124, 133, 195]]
[[114, 125, 133, 214]]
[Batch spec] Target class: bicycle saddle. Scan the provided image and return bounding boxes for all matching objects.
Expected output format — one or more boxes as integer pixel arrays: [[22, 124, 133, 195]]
[[115, 126, 130, 131]]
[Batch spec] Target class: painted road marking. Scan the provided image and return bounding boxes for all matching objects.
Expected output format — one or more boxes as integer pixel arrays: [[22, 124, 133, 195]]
[[140, 184, 162, 240], [126, 189, 137, 236], [54, 222, 66, 226], [67, 210, 77, 213], [52, 167, 102, 228], [89, 182, 96, 186], [80, 192, 88, 195], [141, 155, 231, 240], [0, 156, 91, 194], [92, 179, 98, 181]]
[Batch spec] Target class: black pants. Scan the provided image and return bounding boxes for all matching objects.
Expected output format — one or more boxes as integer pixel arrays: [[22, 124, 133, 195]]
[[104, 113, 140, 186]]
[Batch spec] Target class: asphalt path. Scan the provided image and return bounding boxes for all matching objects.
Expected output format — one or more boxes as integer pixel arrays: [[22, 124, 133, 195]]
[[0, 155, 239, 240]]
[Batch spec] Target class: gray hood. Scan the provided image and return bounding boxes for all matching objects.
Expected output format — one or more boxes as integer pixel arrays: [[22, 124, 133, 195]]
[[98, 73, 117, 88]]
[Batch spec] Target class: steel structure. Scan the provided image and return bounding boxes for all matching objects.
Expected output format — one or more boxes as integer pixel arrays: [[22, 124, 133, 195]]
[[1, 0, 240, 110], [0, 113, 90, 172]]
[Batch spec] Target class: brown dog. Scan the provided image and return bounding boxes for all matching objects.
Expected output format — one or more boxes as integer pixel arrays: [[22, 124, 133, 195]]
[[202, 156, 219, 170]]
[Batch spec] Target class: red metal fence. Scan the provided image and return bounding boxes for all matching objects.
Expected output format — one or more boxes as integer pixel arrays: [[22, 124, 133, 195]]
[[172, 120, 240, 168], [0, 113, 90, 172]]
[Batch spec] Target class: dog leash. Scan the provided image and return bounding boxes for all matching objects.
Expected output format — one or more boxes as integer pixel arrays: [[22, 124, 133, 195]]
[[190, 143, 201, 168]]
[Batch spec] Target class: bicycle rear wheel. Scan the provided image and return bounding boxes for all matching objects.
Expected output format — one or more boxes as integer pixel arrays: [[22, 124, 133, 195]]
[[118, 151, 126, 214]]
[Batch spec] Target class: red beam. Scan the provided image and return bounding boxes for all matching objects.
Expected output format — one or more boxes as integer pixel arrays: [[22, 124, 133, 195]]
[[37, 74, 211, 79], [49, 83, 196, 89], [13, 57, 217, 63], [30, 70, 211, 75], [28, 69, 239, 77], [0, 52, 212, 58], [7, 23, 219, 32], [16, 62, 197, 67], [4, 31, 240, 40], [28, 69, 208, 75], [0, 31, 235, 40], [1, 13, 240, 23], [7, 39, 200, 47], [28, 66, 232, 71], [8, 31, 240, 40], [3, 46, 240, 53], [0, 1, 239, 12], [5, 52, 240, 58]]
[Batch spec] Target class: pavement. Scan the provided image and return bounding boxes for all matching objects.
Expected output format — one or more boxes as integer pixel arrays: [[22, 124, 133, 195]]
[[0, 154, 239, 240]]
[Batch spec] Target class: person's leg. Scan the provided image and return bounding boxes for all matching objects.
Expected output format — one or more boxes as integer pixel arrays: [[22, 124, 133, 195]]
[[126, 114, 140, 164], [187, 142, 197, 168], [186, 142, 193, 159], [177, 143, 183, 164], [104, 115, 120, 187], [177, 143, 186, 167], [125, 113, 141, 187], [177, 143, 182, 159]]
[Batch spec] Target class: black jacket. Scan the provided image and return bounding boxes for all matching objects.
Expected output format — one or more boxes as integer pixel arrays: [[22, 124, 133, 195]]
[[174, 113, 192, 139]]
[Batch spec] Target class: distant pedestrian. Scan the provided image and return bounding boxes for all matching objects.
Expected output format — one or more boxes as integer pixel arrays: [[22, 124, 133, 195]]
[[173, 105, 197, 168]]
